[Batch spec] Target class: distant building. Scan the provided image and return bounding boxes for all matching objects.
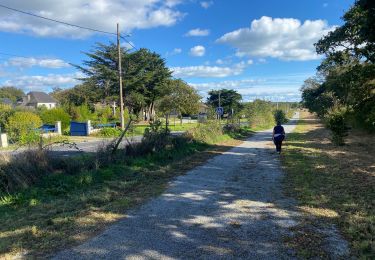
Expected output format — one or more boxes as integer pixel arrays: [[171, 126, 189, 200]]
[[0, 98, 14, 107], [21, 91, 58, 109]]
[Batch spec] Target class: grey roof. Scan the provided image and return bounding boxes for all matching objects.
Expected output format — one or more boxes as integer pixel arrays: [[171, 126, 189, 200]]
[[0, 98, 13, 105], [26, 91, 57, 104]]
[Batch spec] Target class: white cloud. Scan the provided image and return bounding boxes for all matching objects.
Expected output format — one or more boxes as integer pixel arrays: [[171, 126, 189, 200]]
[[185, 28, 210, 37], [171, 62, 247, 78], [216, 59, 224, 64], [166, 48, 182, 56], [189, 45, 206, 57], [0, 0, 184, 38], [7, 57, 70, 69], [217, 16, 335, 61], [4, 72, 83, 92], [247, 59, 253, 65], [189, 73, 312, 101], [200, 1, 213, 9]]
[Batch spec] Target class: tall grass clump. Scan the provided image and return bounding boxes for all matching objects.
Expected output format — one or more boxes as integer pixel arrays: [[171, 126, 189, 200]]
[[186, 120, 223, 144]]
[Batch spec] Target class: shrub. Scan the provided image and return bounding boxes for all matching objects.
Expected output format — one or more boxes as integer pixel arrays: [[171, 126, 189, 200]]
[[97, 127, 121, 137], [325, 107, 349, 146], [0, 105, 14, 132], [246, 99, 274, 128], [187, 120, 222, 144], [273, 109, 288, 124], [6, 111, 42, 144], [39, 107, 71, 130]]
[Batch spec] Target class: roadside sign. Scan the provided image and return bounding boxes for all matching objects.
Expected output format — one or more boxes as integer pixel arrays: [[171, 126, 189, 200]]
[[216, 107, 224, 115]]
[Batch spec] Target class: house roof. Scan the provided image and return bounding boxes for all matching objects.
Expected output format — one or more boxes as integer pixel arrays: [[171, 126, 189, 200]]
[[26, 91, 57, 104]]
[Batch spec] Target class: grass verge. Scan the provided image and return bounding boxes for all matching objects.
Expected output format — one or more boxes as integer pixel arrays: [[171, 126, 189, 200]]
[[0, 127, 252, 258], [281, 111, 374, 258]]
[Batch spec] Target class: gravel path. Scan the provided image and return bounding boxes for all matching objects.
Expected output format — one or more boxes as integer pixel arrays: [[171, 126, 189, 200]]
[[53, 113, 345, 259]]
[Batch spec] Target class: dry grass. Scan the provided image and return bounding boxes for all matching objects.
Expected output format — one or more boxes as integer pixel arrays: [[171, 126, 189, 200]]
[[282, 110, 375, 257]]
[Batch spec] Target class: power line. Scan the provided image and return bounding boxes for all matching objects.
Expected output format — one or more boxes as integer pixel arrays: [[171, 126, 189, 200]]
[[0, 3, 129, 38]]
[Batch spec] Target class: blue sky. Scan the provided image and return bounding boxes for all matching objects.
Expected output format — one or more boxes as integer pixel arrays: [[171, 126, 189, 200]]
[[0, 0, 353, 101]]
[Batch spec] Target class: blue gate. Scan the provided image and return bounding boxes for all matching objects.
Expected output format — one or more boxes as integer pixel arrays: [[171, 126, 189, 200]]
[[70, 122, 88, 136]]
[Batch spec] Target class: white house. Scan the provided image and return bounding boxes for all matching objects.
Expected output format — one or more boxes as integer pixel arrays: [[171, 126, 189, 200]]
[[21, 91, 58, 109]]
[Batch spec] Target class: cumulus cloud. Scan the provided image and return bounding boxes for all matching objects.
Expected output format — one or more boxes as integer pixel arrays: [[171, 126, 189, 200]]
[[166, 48, 182, 56], [189, 45, 206, 57], [185, 28, 210, 37], [171, 62, 247, 78], [200, 1, 213, 9], [217, 16, 335, 61], [0, 0, 184, 38], [4, 72, 83, 92], [7, 57, 70, 68]]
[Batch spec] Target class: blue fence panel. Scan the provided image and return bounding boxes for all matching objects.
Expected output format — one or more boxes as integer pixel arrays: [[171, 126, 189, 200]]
[[94, 123, 117, 129], [70, 122, 88, 136], [37, 124, 56, 133]]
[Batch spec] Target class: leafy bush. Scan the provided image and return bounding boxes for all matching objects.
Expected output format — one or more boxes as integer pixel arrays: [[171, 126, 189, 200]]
[[0, 105, 14, 132], [273, 109, 288, 124], [6, 111, 42, 144], [325, 107, 349, 146], [246, 99, 274, 128], [97, 127, 121, 137], [137, 120, 170, 154], [39, 107, 71, 130], [187, 120, 222, 144]]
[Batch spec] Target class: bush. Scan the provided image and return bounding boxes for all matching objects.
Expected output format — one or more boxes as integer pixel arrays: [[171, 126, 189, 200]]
[[39, 107, 71, 130], [325, 107, 349, 146], [246, 99, 274, 128], [187, 120, 222, 144], [273, 109, 288, 124], [6, 111, 42, 144], [0, 105, 14, 132], [97, 127, 121, 137]]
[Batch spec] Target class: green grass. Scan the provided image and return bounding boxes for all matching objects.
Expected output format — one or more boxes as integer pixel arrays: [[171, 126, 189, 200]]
[[281, 112, 375, 258]]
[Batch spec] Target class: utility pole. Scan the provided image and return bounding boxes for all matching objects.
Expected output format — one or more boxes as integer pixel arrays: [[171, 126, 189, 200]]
[[117, 23, 125, 130], [218, 91, 221, 125]]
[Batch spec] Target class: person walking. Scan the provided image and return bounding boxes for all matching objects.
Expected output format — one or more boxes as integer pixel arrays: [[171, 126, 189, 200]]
[[272, 121, 285, 153]]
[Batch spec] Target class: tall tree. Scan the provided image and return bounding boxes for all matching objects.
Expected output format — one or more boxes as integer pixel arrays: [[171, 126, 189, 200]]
[[207, 89, 242, 116], [0, 86, 24, 102], [158, 79, 201, 125], [74, 43, 172, 120]]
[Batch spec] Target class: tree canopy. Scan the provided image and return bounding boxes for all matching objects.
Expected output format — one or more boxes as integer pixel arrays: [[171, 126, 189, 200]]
[[302, 0, 375, 131], [207, 89, 242, 116], [0, 86, 24, 102]]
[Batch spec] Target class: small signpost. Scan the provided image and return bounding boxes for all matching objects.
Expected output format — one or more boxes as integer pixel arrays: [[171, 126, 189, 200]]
[[216, 107, 224, 115]]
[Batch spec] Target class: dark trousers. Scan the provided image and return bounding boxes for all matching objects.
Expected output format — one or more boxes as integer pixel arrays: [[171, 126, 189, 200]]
[[273, 135, 285, 152], [275, 140, 283, 152]]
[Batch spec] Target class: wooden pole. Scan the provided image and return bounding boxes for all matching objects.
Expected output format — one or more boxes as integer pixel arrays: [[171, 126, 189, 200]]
[[117, 23, 125, 130]]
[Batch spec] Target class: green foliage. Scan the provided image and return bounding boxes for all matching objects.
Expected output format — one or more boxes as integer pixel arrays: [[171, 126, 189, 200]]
[[157, 79, 201, 125], [0, 105, 14, 132], [96, 106, 114, 123], [0, 86, 24, 102], [97, 127, 121, 137], [273, 109, 288, 124], [6, 111, 42, 144], [69, 104, 96, 121], [245, 99, 274, 128], [187, 121, 223, 144], [39, 107, 71, 130], [207, 89, 242, 116], [302, 0, 375, 132], [325, 107, 349, 146]]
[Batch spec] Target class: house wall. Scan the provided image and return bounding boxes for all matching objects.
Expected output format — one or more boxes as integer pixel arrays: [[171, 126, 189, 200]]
[[37, 103, 56, 109]]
